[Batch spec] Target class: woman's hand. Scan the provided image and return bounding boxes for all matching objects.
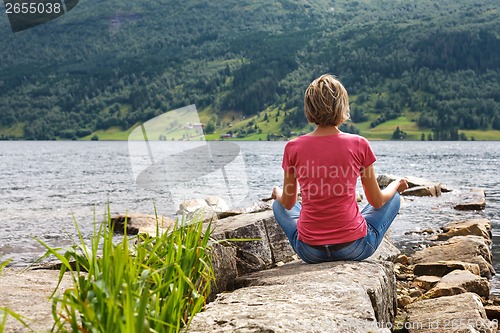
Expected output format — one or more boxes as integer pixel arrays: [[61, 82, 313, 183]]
[[396, 178, 409, 193], [271, 186, 283, 200]]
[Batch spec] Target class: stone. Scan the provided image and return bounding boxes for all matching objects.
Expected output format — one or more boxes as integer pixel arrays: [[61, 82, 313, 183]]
[[423, 270, 490, 299], [395, 254, 409, 265], [454, 188, 486, 211], [188, 260, 396, 332], [413, 261, 481, 277], [371, 236, 401, 262], [412, 276, 441, 291], [0, 269, 73, 333], [111, 213, 175, 236], [484, 305, 500, 321], [446, 236, 493, 263], [212, 210, 277, 275], [244, 200, 273, 214], [438, 219, 491, 241], [175, 198, 219, 223], [216, 199, 273, 219], [398, 295, 413, 308], [208, 242, 238, 301], [411, 237, 494, 278], [377, 174, 452, 192], [401, 185, 441, 197], [406, 293, 496, 333], [205, 196, 230, 212], [409, 289, 423, 298], [178, 198, 210, 214], [261, 214, 295, 264]]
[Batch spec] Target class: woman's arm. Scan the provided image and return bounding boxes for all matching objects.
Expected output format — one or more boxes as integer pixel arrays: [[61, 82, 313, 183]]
[[271, 171, 298, 210], [361, 164, 408, 209]]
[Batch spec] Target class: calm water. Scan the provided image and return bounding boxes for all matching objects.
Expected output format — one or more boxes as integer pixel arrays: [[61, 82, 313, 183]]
[[0, 141, 499, 290]]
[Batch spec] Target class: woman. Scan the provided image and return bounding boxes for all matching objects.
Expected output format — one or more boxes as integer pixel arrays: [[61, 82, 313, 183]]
[[272, 74, 408, 263]]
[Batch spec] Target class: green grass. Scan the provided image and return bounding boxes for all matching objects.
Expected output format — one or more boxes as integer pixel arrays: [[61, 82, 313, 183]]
[[0, 123, 25, 138], [75, 108, 500, 142], [82, 126, 135, 141], [36, 209, 214, 333], [356, 115, 422, 140], [459, 130, 500, 141]]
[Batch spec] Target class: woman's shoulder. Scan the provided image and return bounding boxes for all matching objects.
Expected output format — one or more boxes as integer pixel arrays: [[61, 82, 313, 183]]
[[338, 132, 370, 142], [288, 132, 370, 144]]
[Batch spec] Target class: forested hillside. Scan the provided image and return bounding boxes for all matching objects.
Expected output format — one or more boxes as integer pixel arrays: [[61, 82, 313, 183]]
[[0, 0, 499, 140]]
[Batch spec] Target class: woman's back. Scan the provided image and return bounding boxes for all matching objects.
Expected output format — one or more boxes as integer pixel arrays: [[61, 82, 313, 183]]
[[283, 132, 375, 245]]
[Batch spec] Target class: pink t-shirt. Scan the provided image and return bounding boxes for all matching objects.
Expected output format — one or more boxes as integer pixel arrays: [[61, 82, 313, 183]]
[[282, 132, 376, 245]]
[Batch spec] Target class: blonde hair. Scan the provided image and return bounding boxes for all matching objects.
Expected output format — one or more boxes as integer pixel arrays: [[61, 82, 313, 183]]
[[304, 74, 350, 126]]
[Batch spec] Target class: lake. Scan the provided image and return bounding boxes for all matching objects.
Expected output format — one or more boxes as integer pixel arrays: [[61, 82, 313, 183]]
[[0, 141, 499, 291]]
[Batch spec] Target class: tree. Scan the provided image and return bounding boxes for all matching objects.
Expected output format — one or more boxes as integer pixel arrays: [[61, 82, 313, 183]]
[[204, 121, 216, 134], [392, 126, 407, 140]]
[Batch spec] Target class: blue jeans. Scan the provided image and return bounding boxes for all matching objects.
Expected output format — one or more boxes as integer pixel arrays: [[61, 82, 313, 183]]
[[272, 193, 401, 263]]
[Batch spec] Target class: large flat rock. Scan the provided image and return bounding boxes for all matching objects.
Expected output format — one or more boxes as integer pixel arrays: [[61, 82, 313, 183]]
[[411, 236, 494, 279], [423, 270, 490, 299], [0, 269, 73, 333], [377, 175, 452, 193], [454, 188, 486, 211], [188, 260, 396, 333], [413, 261, 481, 277], [438, 218, 491, 240], [406, 293, 496, 333]]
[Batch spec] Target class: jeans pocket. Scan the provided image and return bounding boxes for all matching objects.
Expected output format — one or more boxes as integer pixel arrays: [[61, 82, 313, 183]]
[[297, 243, 328, 264], [352, 242, 377, 261]]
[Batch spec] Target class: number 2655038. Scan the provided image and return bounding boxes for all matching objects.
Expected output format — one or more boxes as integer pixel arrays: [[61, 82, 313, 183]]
[[5, 2, 62, 14]]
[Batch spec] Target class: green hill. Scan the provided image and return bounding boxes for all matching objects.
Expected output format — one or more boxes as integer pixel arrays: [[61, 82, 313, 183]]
[[0, 0, 499, 140]]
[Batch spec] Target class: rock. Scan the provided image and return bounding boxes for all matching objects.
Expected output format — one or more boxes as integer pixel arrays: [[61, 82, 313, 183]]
[[261, 213, 296, 264], [446, 236, 493, 263], [397, 273, 414, 281], [484, 305, 500, 321], [208, 242, 238, 301], [111, 213, 176, 236], [175, 198, 219, 223], [371, 236, 401, 262], [244, 200, 273, 213], [413, 261, 481, 277], [188, 260, 396, 332], [401, 185, 441, 197], [395, 254, 409, 265], [409, 289, 424, 298], [212, 210, 283, 275], [438, 219, 491, 241], [178, 198, 210, 214], [423, 270, 490, 299], [216, 200, 273, 219], [411, 236, 494, 279], [0, 269, 73, 333], [412, 276, 441, 291], [406, 293, 496, 333], [398, 295, 413, 308], [205, 196, 230, 212], [454, 188, 486, 211], [377, 175, 452, 193], [422, 228, 435, 234]]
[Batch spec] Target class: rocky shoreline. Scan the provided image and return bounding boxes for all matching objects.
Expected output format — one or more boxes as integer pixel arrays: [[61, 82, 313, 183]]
[[0, 175, 495, 332]]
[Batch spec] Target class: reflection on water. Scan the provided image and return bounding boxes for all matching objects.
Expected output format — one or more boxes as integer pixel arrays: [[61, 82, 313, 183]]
[[0, 141, 499, 291]]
